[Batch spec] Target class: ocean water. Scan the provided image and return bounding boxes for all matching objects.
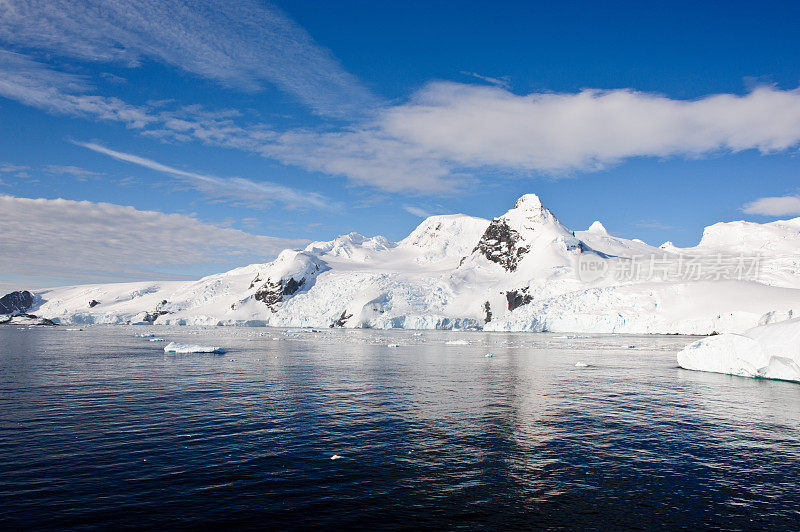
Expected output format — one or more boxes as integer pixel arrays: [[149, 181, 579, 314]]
[[2, 326, 800, 530]]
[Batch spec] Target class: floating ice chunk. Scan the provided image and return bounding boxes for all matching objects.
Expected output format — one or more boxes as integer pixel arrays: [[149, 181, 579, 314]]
[[445, 339, 471, 345], [330, 455, 343, 460], [387, 343, 400, 348], [149, 338, 165, 342], [163, 342, 226, 354], [574, 361, 589, 367], [136, 333, 155, 338], [485, 353, 494, 358], [677, 318, 800, 382]]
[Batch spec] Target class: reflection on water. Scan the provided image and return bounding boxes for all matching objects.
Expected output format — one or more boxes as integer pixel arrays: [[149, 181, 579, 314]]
[[2, 326, 800, 529]]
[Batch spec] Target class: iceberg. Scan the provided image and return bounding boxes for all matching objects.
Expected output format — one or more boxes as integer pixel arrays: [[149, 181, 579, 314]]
[[677, 318, 800, 382], [163, 342, 226, 354]]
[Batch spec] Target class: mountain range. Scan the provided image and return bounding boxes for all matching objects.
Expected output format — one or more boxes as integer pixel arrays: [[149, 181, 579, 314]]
[[6, 194, 799, 334]]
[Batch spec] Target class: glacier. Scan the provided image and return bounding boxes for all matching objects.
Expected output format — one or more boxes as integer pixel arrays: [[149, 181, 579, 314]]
[[9, 193, 800, 335]]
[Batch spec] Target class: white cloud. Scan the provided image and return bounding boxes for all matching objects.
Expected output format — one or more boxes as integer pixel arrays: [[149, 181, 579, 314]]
[[742, 195, 800, 217], [0, 0, 378, 116], [403, 205, 432, 218], [378, 82, 800, 173], [0, 194, 305, 283], [265, 128, 466, 193], [74, 141, 333, 211]]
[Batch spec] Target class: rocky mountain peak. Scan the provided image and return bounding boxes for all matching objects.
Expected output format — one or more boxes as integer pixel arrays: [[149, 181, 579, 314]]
[[0, 290, 34, 314], [513, 193, 544, 211]]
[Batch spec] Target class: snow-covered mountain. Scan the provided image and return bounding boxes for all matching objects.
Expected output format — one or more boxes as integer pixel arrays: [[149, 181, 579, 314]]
[[12, 193, 800, 334]]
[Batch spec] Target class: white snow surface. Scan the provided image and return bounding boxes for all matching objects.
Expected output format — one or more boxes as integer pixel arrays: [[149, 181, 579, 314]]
[[163, 342, 226, 354], [24, 194, 800, 334], [677, 318, 800, 382]]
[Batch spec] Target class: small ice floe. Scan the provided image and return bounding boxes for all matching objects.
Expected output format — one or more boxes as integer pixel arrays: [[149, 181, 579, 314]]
[[66, 328, 84, 331], [485, 353, 494, 358], [136, 332, 155, 338], [445, 339, 470, 345], [163, 342, 226, 354], [628, 345, 636, 349], [387, 343, 400, 348], [330, 454, 343, 460], [574, 361, 590, 367], [149, 338, 165, 342]]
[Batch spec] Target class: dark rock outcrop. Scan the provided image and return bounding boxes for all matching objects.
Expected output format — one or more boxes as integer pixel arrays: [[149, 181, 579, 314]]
[[331, 310, 352, 327], [472, 219, 530, 272], [0, 313, 56, 326], [138, 300, 170, 324], [88, 299, 100, 308], [506, 289, 533, 311], [483, 301, 492, 323], [0, 290, 34, 314], [254, 277, 305, 312], [249, 274, 263, 289]]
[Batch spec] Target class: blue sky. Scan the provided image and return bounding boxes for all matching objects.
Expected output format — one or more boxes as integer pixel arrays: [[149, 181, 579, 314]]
[[1, 0, 799, 289]]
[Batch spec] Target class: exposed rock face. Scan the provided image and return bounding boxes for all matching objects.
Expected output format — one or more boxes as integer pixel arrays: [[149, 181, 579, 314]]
[[248, 274, 262, 289], [254, 277, 306, 312], [331, 310, 352, 327], [0, 290, 34, 314], [473, 219, 530, 272], [251, 250, 326, 313], [483, 301, 492, 323], [0, 313, 56, 326], [506, 289, 533, 311], [89, 300, 100, 308], [131, 300, 170, 324]]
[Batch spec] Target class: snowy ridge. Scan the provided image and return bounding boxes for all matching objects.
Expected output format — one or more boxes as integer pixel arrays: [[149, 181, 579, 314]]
[[18, 193, 800, 334]]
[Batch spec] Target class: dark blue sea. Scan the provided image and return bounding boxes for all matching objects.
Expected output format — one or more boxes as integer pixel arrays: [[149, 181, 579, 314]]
[[2, 326, 800, 530]]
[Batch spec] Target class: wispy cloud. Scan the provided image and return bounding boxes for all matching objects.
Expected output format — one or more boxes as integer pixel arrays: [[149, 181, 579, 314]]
[[0, 0, 378, 117], [44, 165, 102, 180], [0, 50, 156, 127], [636, 220, 678, 231], [403, 205, 432, 218], [74, 141, 333, 211], [460, 71, 511, 89], [0, 163, 30, 173], [742, 195, 800, 217], [0, 162, 31, 179], [0, 194, 305, 283]]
